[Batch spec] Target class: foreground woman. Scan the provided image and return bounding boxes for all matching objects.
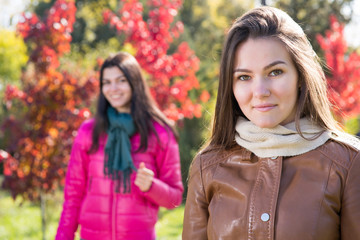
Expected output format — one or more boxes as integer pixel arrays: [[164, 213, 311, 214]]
[[183, 6, 360, 240]]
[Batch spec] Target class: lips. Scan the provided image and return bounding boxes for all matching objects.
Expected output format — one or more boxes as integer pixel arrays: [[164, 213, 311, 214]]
[[253, 104, 276, 112], [109, 94, 122, 99]]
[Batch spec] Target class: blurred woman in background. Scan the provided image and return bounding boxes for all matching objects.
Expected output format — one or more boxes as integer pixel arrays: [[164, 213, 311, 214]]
[[56, 52, 183, 240]]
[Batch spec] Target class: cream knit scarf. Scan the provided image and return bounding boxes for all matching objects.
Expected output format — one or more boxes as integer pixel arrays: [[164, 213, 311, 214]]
[[234, 117, 332, 158]]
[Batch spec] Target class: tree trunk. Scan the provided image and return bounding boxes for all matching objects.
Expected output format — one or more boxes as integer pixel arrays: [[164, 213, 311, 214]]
[[261, 0, 267, 5], [40, 192, 47, 240]]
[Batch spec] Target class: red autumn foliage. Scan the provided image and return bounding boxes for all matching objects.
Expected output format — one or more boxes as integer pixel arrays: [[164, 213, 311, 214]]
[[1, 0, 208, 201], [1, 0, 98, 201], [317, 16, 360, 121], [1, 71, 97, 201], [17, 0, 76, 72], [103, 0, 209, 120]]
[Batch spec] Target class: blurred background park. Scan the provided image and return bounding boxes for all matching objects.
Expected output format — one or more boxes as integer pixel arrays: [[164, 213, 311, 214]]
[[0, 0, 360, 239]]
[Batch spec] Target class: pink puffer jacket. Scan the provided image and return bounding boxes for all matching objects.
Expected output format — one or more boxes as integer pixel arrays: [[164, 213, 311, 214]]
[[56, 119, 184, 240]]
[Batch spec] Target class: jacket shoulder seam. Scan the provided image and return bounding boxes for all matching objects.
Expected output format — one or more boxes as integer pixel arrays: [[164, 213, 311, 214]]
[[318, 140, 359, 170]]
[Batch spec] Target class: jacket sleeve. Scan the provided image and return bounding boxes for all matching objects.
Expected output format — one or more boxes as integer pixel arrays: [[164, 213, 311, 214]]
[[341, 151, 360, 239], [182, 154, 209, 240], [142, 130, 184, 209], [55, 123, 90, 240]]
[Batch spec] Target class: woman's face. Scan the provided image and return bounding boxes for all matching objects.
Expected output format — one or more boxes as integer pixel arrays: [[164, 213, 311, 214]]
[[232, 37, 299, 128], [102, 66, 132, 113]]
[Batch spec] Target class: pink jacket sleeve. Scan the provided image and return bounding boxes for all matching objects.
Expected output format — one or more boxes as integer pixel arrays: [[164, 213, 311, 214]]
[[142, 127, 184, 209], [55, 122, 91, 240]]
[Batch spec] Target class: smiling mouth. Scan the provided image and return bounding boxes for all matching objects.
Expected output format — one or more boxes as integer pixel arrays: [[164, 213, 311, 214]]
[[110, 94, 122, 99]]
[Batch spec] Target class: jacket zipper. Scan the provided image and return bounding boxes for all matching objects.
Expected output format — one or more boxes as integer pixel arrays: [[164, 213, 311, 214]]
[[87, 177, 92, 192], [111, 181, 116, 240]]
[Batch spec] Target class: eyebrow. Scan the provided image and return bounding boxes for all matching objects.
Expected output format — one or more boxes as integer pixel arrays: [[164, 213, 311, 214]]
[[233, 60, 286, 73], [102, 75, 126, 81]]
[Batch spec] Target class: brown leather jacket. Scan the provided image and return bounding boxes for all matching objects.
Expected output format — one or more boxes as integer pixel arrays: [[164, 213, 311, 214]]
[[182, 139, 360, 240]]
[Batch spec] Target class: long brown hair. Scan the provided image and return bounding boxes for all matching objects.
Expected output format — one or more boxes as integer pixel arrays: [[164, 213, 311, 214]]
[[90, 52, 177, 153], [210, 6, 339, 149]]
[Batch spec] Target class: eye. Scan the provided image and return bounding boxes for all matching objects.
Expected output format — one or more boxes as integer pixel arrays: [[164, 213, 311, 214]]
[[269, 69, 283, 77], [236, 75, 251, 81], [116, 77, 128, 83], [102, 80, 110, 85]]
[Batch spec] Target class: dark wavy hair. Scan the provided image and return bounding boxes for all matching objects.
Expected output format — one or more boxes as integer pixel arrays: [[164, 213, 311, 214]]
[[210, 6, 339, 149], [90, 52, 177, 153]]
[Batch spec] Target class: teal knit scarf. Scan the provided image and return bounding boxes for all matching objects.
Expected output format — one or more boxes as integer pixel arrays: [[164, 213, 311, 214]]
[[104, 107, 137, 193]]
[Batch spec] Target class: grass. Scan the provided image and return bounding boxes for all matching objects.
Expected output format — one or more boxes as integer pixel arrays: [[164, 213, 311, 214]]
[[0, 190, 66, 240], [0, 190, 184, 240], [156, 206, 184, 240]]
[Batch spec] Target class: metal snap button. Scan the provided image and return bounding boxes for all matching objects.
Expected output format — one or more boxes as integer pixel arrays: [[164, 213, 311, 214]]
[[270, 156, 277, 160], [261, 213, 270, 222]]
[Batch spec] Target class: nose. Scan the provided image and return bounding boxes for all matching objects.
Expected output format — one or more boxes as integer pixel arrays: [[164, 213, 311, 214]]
[[253, 77, 270, 98], [109, 81, 122, 90]]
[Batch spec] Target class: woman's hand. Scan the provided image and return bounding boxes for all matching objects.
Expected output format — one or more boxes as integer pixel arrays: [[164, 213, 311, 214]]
[[135, 162, 154, 192]]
